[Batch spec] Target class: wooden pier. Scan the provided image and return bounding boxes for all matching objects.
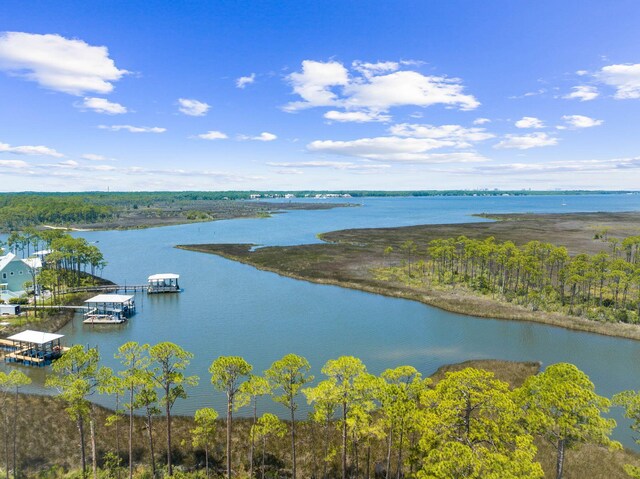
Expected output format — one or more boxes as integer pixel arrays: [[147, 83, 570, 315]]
[[61, 284, 148, 295]]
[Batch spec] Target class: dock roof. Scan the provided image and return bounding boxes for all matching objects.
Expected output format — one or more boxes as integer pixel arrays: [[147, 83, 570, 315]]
[[7, 330, 63, 345], [148, 273, 180, 280], [85, 294, 135, 304]]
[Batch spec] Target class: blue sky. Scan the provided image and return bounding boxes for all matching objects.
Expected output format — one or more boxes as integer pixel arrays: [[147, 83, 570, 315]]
[[1, 1, 639, 191]]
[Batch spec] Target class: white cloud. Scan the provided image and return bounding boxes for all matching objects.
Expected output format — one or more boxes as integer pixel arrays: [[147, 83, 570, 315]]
[[0, 32, 127, 95], [561, 114, 603, 129], [283, 59, 479, 118], [267, 160, 390, 171], [81, 153, 115, 161], [0, 159, 29, 169], [99, 125, 166, 133], [509, 89, 546, 99], [388, 123, 495, 147], [494, 132, 557, 150], [284, 60, 350, 111], [0, 141, 63, 157], [342, 70, 479, 111], [351, 60, 399, 77], [307, 136, 488, 163], [563, 85, 599, 102], [515, 116, 545, 129], [576, 70, 589, 76], [596, 63, 640, 99], [324, 110, 391, 123], [473, 118, 491, 125], [79, 97, 127, 114], [238, 132, 277, 142], [178, 98, 210, 116], [236, 73, 256, 89], [196, 130, 228, 140], [471, 156, 640, 175], [57, 159, 79, 167]]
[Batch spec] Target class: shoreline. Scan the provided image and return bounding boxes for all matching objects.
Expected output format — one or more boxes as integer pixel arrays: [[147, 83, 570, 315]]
[[5, 200, 357, 233], [178, 244, 640, 341]]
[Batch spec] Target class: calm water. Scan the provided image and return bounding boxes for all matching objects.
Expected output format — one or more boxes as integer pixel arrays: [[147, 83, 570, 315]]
[[5, 194, 640, 447]]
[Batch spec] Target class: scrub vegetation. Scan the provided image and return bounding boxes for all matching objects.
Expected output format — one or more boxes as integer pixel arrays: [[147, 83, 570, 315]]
[[1, 348, 638, 479]]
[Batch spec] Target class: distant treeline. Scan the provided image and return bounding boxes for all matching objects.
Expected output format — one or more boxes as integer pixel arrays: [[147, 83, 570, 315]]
[[2, 189, 636, 202], [0, 195, 114, 230], [1, 190, 635, 230]]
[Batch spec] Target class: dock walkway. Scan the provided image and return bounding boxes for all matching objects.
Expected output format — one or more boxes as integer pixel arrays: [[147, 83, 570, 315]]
[[61, 284, 147, 295]]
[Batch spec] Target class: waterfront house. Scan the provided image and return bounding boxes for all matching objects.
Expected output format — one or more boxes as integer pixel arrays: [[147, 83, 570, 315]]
[[0, 253, 36, 302]]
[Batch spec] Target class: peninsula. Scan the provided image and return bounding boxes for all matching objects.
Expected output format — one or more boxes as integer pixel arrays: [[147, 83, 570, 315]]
[[178, 211, 640, 340]]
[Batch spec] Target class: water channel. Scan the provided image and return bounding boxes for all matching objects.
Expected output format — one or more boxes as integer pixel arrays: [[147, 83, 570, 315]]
[[6, 194, 640, 447]]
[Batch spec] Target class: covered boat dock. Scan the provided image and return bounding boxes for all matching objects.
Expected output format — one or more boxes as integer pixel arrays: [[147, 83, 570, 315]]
[[2, 330, 66, 366], [148, 273, 181, 293], [84, 294, 136, 324]]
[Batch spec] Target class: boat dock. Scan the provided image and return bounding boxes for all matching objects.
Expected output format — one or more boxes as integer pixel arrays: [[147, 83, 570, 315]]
[[147, 273, 181, 293], [83, 294, 136, 324], [2, 330, 67, 367]]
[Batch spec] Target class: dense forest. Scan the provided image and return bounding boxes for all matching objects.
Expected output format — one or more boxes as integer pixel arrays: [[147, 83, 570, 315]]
[[378, 234, 640, 324], [2, 345, 639, 479], [0, 196, 114, 230]]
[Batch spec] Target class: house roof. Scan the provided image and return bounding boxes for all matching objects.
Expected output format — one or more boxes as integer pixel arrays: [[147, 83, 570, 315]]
[[148, 273, 180, 281], [7, 330, 64, 345], [0, 253, 17, 271], [22, 257, 42, 270], [85, 294, 134, 304]]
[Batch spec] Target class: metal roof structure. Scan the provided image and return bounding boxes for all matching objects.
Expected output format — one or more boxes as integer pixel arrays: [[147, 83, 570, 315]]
[[148, 273, 180, 281], [85, 294, 135, 303], [7, 330, 64, 345], [0, 253, 17, 271]]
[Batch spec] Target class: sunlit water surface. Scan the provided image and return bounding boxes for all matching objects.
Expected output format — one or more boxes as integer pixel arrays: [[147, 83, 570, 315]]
[[4, 194, 640, 447]]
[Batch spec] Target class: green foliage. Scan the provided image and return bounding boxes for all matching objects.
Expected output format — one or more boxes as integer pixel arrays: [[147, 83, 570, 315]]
[[613, 389, 640, 478], [209, 355, 252, 479], [149, 342, 198, 410], [266, 354, 313, 479], [8, 297, 27, 304], [9, 341, 628, 478], [0, 195, 114, 230], [253, 413, 287, 441], [266, 354, 313, 413], [148, 342, 198, 476], [209, 356, 253, 404], [517, 363, 619, 478], [418, 368, 544, 479], [191, 408, 218, 449], [383, 233, 640, 325]]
